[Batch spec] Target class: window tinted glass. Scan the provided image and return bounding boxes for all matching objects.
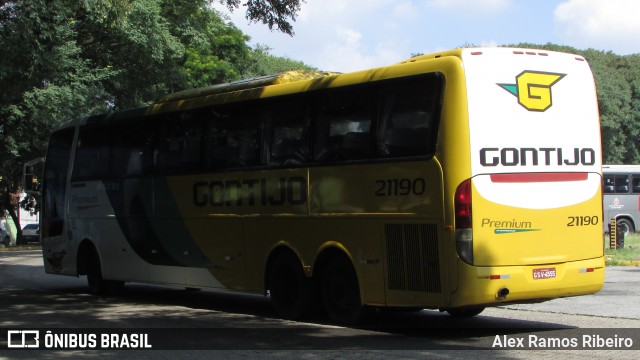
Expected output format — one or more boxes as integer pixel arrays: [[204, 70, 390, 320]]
[[604, 174, 630, 194], [111, 121, 157, 177], [72, 126, 110, 180], [269, 101, 311, 166], [206, 107, 260, 169], [377, 75, 443, 157], [155, 112, 203, 172], [316, 90, 371, 161], [633, 175, 640, 194]]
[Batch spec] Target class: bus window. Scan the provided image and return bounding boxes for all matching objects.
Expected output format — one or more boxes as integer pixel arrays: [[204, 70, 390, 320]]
[[377, 75, 443, 158], [155, 113, 203, 172], [603, 174, 630, 194], [603, 175, 615, 193], [72, 126, 110, 180], [615, 175, 629, 193], [316, 89, 371, 161], [206, 107, 260, 169], [633, 175, 640, 194], [110, 121, 157, 177], [269, 101, 311, 166]]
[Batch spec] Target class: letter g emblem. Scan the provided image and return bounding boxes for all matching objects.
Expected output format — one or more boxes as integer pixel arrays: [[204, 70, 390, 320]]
[[498, 71, 566, 112]]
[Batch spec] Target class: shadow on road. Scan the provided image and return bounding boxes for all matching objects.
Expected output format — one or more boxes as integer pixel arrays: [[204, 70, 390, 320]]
[[1, 275, 576, 351]]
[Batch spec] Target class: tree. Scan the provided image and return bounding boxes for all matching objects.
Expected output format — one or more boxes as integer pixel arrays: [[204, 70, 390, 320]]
[[1, 0, 115, 241], [0, 0, 306, 241], [243, 44, 316, 78], [222, 0, 304, 36]]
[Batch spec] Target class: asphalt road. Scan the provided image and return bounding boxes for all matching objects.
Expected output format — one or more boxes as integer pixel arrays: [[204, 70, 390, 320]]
[[1, 250, 639, 359]]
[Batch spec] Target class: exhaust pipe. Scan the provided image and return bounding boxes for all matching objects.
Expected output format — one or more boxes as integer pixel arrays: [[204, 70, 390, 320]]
[[496, 287, 510, 300]]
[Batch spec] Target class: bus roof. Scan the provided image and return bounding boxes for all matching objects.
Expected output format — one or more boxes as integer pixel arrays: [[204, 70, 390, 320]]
[[400, 47, 587, 65], [157, 70, 340, 104], [603, 165, 640, 173]]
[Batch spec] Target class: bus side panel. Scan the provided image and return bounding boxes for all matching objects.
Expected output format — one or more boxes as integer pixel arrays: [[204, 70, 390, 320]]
[[166, 168, 309, 291], [309, 160, 447, 307], [67, 180, 149, 282]]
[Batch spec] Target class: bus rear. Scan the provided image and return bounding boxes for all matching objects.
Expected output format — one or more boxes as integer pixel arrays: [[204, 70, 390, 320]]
[[453, 48, 604, 307]]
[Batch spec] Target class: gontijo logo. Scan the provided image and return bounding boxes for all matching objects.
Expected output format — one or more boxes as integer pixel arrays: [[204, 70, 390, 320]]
[[498, 71, 566, 112]]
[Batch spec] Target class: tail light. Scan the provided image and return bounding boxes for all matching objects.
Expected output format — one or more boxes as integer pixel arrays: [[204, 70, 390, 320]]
[[455, 179, 473, 264]]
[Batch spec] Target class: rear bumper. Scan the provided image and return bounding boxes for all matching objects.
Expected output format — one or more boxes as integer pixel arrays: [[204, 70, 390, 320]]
[[451, 256, 605, 308]]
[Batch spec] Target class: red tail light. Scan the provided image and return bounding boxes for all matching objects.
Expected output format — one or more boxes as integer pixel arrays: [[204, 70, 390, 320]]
[[455, 179, 474, 264], [455, 179, 472, 229]]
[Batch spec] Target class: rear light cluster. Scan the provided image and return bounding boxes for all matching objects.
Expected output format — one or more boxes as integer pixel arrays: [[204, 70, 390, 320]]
[[455, 179, 474, 264]]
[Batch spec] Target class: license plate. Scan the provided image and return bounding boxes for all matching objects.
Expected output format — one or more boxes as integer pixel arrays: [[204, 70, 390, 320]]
[[533, 267, 556, 280]]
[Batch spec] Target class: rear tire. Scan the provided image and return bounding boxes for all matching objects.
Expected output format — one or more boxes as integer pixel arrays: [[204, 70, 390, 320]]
[[269, 251, 313, 320], [322, 255, 368, 325]]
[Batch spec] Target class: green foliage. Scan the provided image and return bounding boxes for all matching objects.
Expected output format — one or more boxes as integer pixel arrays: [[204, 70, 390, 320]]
[[222, 0, 304, 36], [605, 233, 640, 266], [244, 44, 316, 77], [0, 0, 307, 229]]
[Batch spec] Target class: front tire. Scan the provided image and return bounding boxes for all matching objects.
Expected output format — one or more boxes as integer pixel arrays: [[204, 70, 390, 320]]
[[87, 253, 108, 295], [86, 251, 123, 295], [268, 251, 313, 320]]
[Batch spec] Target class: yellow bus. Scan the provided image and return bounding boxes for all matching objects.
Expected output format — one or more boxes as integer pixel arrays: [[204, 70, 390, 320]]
[[33, 47, 604, 324]]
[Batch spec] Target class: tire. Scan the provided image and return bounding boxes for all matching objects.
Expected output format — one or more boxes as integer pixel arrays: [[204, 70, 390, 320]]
[[268, 252, 313, 320], [616, 218, 634, 236], [86, 252, 124, 295], [321, 255, 368, 325], [87, 253, 108, 295], [446, 306, 485, 318]]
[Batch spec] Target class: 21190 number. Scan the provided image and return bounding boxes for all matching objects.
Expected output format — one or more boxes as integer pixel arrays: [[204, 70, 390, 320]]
[[567, 215, 599, 227], [375, 178, 426, 197]]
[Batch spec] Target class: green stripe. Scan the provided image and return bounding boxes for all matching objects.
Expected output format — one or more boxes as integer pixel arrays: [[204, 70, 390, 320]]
[[494, 229, 541, 234]]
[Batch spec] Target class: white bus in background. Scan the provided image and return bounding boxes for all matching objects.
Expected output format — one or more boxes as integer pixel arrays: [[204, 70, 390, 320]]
[[602, 165, 640, 234]]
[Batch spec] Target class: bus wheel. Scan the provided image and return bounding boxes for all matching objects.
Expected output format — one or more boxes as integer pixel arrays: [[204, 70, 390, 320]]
[[617, 218, 634, 236], [268, 252, 312, 320], [87, 253, 108, 295], [86, 255, 124, 295], [322, 255, 368, 325], [446, 306, 485, 318]]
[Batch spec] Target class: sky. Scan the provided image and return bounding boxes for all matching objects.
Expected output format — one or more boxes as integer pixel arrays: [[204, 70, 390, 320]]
[[214, 0, 640, 72]]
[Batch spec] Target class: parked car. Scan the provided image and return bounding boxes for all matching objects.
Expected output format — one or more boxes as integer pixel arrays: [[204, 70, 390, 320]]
[[20, 223, 40, 244]]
